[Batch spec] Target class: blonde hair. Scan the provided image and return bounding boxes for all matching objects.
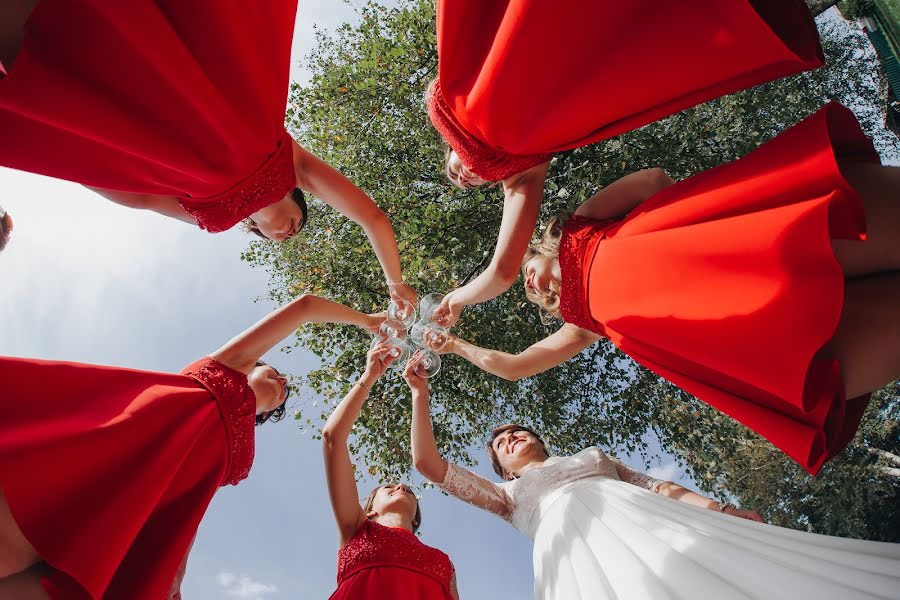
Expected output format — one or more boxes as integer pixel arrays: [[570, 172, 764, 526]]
[[521, 216, 568, 323]]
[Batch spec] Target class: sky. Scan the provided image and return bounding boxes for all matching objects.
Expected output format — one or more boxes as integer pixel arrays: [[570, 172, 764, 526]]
[[1, 2, 845, 599]]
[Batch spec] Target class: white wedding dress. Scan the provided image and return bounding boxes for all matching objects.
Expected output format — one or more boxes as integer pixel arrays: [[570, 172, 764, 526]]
[[439, 446, 900, 599]]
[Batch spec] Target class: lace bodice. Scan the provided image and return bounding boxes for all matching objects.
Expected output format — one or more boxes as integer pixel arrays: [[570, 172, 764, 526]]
[[439, 447, 666, 537], [180, 358, 256, 486], [558, 215, 619, 334], [336, 520, 455, 590]]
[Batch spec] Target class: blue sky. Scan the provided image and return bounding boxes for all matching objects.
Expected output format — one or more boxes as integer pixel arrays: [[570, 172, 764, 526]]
[[0, 2, 820, 598]]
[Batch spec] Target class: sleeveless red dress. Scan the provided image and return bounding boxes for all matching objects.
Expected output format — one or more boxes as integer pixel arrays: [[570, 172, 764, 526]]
[[557, 102, 878, 476], [330, 520, 455, 599], [428, 0, 824, 182], [0, 0, 298, 232], [0, 356, 256, 599]]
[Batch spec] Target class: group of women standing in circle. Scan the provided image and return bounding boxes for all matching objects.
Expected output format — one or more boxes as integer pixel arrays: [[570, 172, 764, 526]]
[[1, 0, 899, 598]]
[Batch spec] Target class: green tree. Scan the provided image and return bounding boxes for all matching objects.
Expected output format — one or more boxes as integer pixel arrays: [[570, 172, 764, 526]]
[[244, 0, 899, 539]]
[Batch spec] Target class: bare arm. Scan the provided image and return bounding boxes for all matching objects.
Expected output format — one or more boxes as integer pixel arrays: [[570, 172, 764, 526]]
[[573, 168, 674, 221], [405, 360, 449, 482], [322, 345, 393, 545], [436, 162, 550, 325], [212, 295, 379, 374], [450, 573, 460, 600], [291, 141, 413, 302], [435, 323, 599, 381], [85, 186, 197, 225]]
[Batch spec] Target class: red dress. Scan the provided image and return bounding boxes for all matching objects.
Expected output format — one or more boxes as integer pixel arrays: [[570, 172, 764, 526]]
[[558, 102, 878, 476], [330, 520, 455, 599], [0, 356, 256, 599], [0, 0, 298, 232], [428, 0, 824, 182]]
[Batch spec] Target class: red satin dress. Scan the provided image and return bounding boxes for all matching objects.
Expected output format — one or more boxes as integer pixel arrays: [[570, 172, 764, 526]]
[[330, 520, 455, 599], [558, 102, 878, 476], [428, 0, 824, 182], [0, 357, 256, 599], [0, 0, 298, 232]]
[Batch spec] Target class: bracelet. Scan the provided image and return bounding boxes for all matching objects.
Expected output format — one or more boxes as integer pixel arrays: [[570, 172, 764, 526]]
[[355, 380, 371, 393], [718, 502, 734, 513]]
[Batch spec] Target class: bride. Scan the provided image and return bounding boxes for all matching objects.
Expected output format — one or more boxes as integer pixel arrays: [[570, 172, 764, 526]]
[[407, 363, 900, 598]]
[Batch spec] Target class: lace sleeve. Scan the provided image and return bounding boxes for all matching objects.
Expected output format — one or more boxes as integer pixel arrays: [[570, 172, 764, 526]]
[[609, 457, 667, 493], [438, 463, 513, 522]]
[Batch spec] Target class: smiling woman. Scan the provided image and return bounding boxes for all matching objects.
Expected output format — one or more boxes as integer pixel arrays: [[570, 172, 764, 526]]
[[0, 294, 383, 599]]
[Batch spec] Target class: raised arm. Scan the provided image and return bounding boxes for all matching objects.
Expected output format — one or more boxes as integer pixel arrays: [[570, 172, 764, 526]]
[[212, 295, 381, 374], [573, 168, 674, 221], [428, 323, 599, 381], [405, 356, 512, 521], [290, 140, 415, 305], [435, 161, 550, 326], [86, 186, 198, 225], [322, 344, 394, 545], [610, 456, 763, 522]]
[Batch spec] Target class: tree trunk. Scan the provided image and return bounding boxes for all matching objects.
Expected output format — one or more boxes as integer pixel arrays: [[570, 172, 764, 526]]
[[805, 0, 839, 17]]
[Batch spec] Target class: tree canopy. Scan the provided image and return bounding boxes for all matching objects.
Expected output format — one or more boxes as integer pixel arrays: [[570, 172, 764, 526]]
[[242, 1, 900, 539]]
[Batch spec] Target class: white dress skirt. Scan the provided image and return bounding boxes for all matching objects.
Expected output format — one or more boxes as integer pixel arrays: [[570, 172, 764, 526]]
[[438, 447, 900, 600]]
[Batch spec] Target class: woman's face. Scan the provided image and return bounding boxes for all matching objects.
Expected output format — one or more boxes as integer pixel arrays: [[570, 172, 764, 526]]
[[248, 365, 288, 414], [522, 254, 559, 295], [249, 193, 305, 241], [492, 429, 545, 477], [446, 150, 487, 189], [369, 483, 418, 521]]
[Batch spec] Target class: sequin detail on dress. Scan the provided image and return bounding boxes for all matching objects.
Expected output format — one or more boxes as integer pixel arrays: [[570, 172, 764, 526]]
[[178, 131, 296, 233], [336, 520, 455, 590], [558, 215, 617, 333], [427, 80, 552, 182], [181, 358, 256, 486]]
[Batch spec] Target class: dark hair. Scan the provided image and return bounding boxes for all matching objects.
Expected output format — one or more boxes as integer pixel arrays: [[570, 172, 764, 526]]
[[486, 423, 549, 479], [254, 360, 289, 426], [363, 485, 422, 533], [243, 188, 308, 240], [0, 208, 12, 252]]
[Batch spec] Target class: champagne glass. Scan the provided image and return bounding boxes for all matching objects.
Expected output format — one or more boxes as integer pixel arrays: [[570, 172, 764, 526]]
[[387, 299, 417, 328], [418, 293, 445, 324], [370, 336, 411, 370], [410, 349, 442, 378], [378, 318, 408, 341], [409, 321, 449, 350]]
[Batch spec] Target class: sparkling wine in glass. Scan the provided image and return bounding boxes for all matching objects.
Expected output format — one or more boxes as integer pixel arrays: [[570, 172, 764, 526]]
[[418, 293, 445, 324], [378, 318, 408, 341], [411, 349, 442, 378], [387, 299, 417, 328], [410, 321, 449, 349], [370, 336, 411, 370]]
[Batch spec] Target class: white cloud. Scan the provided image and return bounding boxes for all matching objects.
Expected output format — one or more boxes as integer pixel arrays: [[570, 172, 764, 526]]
[[217, 572, 278, 600], [647, 461, 680, 482]]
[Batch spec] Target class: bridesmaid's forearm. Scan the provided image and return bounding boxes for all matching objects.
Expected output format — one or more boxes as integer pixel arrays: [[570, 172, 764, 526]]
[[410, 390, 448, 482], [360, 210, 405, 284], [450, 338, 521, 381]]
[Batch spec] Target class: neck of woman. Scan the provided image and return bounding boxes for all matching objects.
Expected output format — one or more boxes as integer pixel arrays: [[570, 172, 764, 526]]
[[374, 513, 413, 532]]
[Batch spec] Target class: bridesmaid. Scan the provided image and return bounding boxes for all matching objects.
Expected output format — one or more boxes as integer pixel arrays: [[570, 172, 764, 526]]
[[323, 345, 459, 599], [424, 103, 900, 474], [411, 394, 900, 599], [427, 0, 824, 326], [0, 0, 415, 303], [0, 295, 384, 599]]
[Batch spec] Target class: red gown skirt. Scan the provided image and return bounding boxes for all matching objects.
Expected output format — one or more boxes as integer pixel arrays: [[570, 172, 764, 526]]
[[0, 0, 298, 232], [560, 103, 879, 475], [330, 521, 455, 600], [430, 0, 824, 181], [0, 357, 256, 599]]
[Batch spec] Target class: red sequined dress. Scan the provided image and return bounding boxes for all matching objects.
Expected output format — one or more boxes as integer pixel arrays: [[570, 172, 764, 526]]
[[428, 0, 823, 182], [0, 356, 256, 599], [0, 0, 298, 232], [557, 102, 878, 475], [330, 520, 456, 599]]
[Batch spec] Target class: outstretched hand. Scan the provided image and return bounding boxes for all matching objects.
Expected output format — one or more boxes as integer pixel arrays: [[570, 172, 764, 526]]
[[364, 312, 387, 336], [431, 292, 462, 328], [723, 506, 764, 523], [365, 341, 398, 380], [423, 331, 456, 355], [402, 352, 430, 395], [389, 281, 418, 308]]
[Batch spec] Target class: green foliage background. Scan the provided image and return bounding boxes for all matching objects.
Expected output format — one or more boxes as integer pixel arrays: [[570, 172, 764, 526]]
[[243, 2, 900, 539]]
